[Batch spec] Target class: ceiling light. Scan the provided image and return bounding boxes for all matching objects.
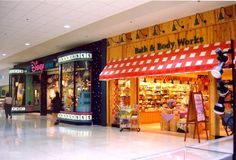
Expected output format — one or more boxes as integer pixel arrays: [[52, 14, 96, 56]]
[[64, 25, 71, 29], [2, 53, 6, 56], [25, 43, 30, 46]]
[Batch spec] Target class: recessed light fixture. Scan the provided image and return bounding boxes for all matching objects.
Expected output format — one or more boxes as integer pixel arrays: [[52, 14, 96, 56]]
[[64, 25, 71, 29], [2, 53, 6, 56], [25, 43, 30, 46]]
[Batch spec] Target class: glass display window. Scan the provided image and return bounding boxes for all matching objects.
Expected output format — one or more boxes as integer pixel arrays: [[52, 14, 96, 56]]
[[47, 73, 59, 110], [118, 79, 130, 107], [11, 75, 26, 107], [112, 79, 131, 126], [75, 61, 91, 112], [61, 62, 74, 111]]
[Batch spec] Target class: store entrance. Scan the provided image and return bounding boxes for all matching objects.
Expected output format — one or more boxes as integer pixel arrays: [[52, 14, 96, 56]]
[[111, 73, 213, 137], [139, 74, 210, 135], [32, 75, 41, 111]]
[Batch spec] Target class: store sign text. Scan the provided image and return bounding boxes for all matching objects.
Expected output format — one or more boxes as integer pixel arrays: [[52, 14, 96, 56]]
[[135, 36, 204, 54], [31, 60, 45, 72], [9, 69, 26, 74], [58, 113, 92, 121], [58, 52, 92, 63]]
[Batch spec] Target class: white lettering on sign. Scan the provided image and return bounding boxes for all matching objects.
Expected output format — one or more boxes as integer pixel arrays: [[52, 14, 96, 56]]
[[58, 113, 92, 121], [12, 107, 26, 111], [31, 60, 45, 72], [58, 52, 92, 63], [9, 69, 26, 74]]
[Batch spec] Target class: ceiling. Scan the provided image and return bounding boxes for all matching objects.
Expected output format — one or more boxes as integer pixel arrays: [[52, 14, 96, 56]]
[[0, 0, 235, 71]]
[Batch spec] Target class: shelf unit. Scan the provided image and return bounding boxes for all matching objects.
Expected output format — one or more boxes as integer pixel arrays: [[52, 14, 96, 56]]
[[138, 80, 190, 112]]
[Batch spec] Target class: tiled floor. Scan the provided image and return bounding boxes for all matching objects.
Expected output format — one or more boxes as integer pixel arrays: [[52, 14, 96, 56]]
[[0, 109, 232, 160]]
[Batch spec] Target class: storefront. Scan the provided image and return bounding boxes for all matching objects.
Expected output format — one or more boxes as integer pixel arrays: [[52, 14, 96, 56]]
[[57, 52, 93, 124], [101, 41, 235, 132], [12, 58, 58, 114], [102, 4, 236, 138], [10, 39, 107, 125], [100, 42, 234, 132], [29, 59, 58, 113]]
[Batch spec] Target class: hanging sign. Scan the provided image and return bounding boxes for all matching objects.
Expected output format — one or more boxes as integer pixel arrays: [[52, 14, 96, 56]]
[[31, 60, 45, 72], [9, 69, 26, 74], [58, 52, 92, 64]]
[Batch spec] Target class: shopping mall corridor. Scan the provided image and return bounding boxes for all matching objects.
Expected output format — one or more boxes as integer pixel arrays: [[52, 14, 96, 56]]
[[0, 109, 232, 160]]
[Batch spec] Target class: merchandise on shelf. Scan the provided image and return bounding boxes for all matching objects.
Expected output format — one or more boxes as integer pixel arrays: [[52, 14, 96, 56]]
[[138, 77, 191, 113], [112, 79, 131, 126]]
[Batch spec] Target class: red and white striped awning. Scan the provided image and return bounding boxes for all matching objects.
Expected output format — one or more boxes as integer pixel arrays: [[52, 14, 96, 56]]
[[100, 41, 236, 80]]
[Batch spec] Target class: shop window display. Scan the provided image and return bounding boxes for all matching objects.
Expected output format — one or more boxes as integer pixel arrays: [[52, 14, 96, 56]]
[[12, 76, 25, 107], [139, 77, 191, 112], [62, 62, 74, 111], [57, 52, 93, 125], [112, 79, 131, 126], [47, 74, 59, 111], [75, 61, 91, 112]]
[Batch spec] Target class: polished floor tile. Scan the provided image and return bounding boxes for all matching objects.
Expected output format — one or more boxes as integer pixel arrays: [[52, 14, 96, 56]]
[[0, 109, 232, 160]]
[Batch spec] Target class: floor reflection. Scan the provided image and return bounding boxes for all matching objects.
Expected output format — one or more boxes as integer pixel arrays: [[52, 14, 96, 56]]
[[0, 109, 233, 160]]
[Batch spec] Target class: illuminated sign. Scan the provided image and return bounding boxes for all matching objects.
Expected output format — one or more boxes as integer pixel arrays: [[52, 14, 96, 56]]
[[58, 52, 92, 64], [9, 69, 26, 74], [12, 107, 26, 111], [31, 60, 45, 72], [58, 113, 92, 121]]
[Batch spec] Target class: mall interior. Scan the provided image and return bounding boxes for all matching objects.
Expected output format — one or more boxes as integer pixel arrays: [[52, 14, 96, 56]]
[[0, 1, 236, 160]]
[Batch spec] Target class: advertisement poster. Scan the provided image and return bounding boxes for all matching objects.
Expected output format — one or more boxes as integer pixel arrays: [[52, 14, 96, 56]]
[[194, 94, 205, 122]]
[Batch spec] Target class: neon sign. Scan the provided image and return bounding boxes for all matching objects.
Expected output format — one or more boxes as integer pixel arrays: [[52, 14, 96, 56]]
[[31, 60, 45, 72]]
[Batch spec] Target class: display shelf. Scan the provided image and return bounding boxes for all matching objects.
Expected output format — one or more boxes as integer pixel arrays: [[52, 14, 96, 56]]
[[138, 79, 191, 112], [112, 79, 131, 126]]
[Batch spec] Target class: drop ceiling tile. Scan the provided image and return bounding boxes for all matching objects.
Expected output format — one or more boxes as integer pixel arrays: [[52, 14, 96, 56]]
[[32, 16, 58, 26], [31, 3, 58, 15], [47, 7, 72, 18], [14, 1, 42, 12], [0, 1, 20, 9], [44, 0, 65, 6], [74, 1, 108, 13], [62, 10, 85, 19], [0, 8, 12, 17], [21, 13, 43, 23], [95, 0, 117, 5], [110, 0, 149, 9], [60, 0, 92, 10]]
